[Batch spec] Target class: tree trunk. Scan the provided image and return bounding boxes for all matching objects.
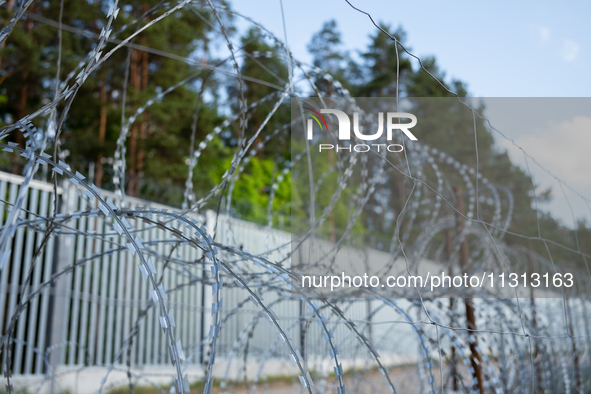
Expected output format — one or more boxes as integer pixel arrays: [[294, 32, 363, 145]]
[[95, 74, 108, 187], [0, 0, 16, 72], [446, 225, 459, 391], [127, 48, 140, 196], [455, 186, 484, 394], [134, 47, 149, 197], [127, 5, 149, 197], [527, 242, 543, 390]]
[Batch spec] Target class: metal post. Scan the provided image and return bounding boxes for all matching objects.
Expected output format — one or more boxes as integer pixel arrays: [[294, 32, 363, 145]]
[[49, 181, 75, 392], [454, 186, 484, 394]]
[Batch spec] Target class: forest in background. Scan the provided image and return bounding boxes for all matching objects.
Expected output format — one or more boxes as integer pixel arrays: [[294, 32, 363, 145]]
[[1, 0, 589, 268]]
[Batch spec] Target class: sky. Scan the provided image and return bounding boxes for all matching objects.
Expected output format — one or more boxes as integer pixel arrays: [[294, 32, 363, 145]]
[[484, 98, 591, 228], [230, 0, 591, 226]]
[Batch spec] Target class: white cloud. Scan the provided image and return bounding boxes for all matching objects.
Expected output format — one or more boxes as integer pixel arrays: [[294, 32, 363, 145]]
[[500, 116, 591, 189], [538, 26, 551, 41], [562, 39, 580, 62], [499, 116, 591, 224]]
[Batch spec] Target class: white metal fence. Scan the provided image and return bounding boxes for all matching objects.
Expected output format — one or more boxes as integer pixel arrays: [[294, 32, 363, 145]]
[[0, 170, 461, 379], [0, 170, 298, 375], [0, 172, 60, 375]]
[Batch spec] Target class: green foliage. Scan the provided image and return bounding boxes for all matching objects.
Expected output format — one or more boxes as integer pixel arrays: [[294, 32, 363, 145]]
[[1, 4, 589, 262], [209, 153, 291, 227]]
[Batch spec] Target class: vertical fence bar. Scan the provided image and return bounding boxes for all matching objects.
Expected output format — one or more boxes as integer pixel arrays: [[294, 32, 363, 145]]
[[35, 189, 57, 374], [201, 210, 215, 364], [144, 221, 157, 365], [152, 226, 164, 364], [188, 222, 197, 364], [4, 188, 29, 374], [104, 231, 118, 365], [77, 207, 94, 365], [35, 191, 59, 373], [13, 187, 38, 373], [136, 217, 148, 366], [95, 214, 108, 366], [0, 182, 16, 338], [68, 195, 86, 366], [160, 233, 171, 365], [87, 211, 101, 366], [171, 224, 180, 365], [49, 181, 76, 369], [180, 224, 188, 365], [24, 189, 49, 374], [130, 208, 141, 366], [121, 238, 132, 366], [113, 233, 127, 365]]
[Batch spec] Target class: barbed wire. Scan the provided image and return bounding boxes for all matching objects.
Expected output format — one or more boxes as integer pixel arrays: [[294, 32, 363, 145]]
[[0, 1, 590, 394]]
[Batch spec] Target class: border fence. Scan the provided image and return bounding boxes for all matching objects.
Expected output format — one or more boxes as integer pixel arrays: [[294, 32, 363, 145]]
[[1, 167, 589, 394], [0, 170, 411, 379]]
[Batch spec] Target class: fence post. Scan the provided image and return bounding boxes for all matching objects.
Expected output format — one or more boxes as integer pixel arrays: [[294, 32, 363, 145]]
[[48, 181, 76, 386], [200, 210, 216, 366]]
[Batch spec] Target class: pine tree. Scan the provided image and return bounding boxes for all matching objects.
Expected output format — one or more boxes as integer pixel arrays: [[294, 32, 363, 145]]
[[212, 26, 291, 225], [1, 0, 235, 207]]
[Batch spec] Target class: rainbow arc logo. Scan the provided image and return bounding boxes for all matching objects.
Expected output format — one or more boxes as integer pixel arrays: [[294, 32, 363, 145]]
[[303, 107, 329, 133]]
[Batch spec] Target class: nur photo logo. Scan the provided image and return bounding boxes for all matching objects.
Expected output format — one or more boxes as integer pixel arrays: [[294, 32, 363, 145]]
[[304, 106, 418, 153]]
